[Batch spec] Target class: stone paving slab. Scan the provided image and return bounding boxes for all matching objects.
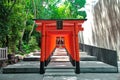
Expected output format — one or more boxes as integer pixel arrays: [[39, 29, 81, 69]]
[[48, 61, 73, 67], [2, 61, 40, 73], [0, 62, 120, 80], [80, 61, 118, 73], [43, 76, 77, 80], [44, 72, 76, 76], [0, 74, 44, 80], [0, 73, 120, 80], [23, 55, 97, 61], [3, 61, 40, 68], [44, 68, 76, 76], [2, 61, 118, 73], [80, 61, 115, 68], [80, 56, 97, 61], [45, 68, 75, 72]]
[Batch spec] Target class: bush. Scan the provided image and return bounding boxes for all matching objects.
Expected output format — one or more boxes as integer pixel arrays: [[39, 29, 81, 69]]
[[22, 36, 40, 55]]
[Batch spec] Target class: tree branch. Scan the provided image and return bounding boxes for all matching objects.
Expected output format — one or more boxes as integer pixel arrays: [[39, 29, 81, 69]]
[[6, 0, 17, 17]]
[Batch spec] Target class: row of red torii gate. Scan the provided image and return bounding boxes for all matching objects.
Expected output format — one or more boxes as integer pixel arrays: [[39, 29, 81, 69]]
[[34, 19, 86, 74]]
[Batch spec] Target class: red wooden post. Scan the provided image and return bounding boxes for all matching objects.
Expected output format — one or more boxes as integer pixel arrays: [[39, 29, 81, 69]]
[[35, 19, 86, 74], [40, 23, 46, 74], [74, 23, 80, 74]]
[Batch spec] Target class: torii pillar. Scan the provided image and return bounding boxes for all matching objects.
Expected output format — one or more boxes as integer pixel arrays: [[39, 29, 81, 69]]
[[34, 19, 86, 74]]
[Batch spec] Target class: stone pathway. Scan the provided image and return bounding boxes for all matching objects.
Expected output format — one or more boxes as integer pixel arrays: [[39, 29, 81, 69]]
[[0, 47, 120, 80], [0, 62, 120, 80], [43, 76, 77, 80], [0, 72, 120, 80]]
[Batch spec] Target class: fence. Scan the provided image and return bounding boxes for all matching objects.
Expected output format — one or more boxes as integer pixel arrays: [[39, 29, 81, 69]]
[[0, 47, 8, 61]]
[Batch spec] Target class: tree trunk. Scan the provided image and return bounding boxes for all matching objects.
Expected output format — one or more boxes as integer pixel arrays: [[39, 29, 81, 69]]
[[18, 28, 25, 51], [28, 0, 37, 40], [18, 9, 29, 51]]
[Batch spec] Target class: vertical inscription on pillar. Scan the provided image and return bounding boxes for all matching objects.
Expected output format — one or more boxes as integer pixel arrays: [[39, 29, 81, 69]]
[[56, 20, 63, 30]]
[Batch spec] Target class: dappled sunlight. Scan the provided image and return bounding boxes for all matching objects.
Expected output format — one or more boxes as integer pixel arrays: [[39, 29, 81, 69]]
[[56, 0, 65, 7]]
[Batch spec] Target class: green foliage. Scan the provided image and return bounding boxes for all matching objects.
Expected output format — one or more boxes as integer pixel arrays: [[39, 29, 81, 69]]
[[36, 0, 87, 19], [0, 0, 87, 55], [74, 0, 86, 8], [78, 11, 87, 19], [29, 36, 40, 50], [22, 43, 31, 54], [22, 36, 40, 54]]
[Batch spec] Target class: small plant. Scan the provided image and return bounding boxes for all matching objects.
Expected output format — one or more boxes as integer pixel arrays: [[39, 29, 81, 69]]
[[22, 43, 31, 54], [22, 36, 40, 55]]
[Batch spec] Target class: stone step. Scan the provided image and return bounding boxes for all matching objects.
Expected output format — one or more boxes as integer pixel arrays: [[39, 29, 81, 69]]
[[23, 56, 40, 61], [47, 61, 73, 67], [51, 56, 69, 61], [44, 72, 76, 76], [33, 52, 41, 56], [56, 49, 66, 52], [50, 59, 69, 62], [2, 61, 118, 73], [30, 51, 88, 56], [80, 61, 118, 73], [45, 68, 75, 72], [43, 76, 77, 80], [53, 52, 67, 56], [45, 66, 75, 69], [45, 67, 75, 76], [2, 61, 40, 73], [80, 52, 88, 56], [53, 52, 88, 56], [23, 55, 97, 61], [80, 55, 97, 61], [51, 56, 69, 58]]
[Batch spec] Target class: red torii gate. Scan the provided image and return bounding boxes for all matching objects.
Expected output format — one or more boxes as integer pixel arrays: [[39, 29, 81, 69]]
[[34, 19, 86, 74]]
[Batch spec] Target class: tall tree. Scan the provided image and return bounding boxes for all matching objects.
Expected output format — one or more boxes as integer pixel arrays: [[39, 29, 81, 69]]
[[0, 0, 87, 54], [0, 0, 17, 47], [0, 0, 26, 53]]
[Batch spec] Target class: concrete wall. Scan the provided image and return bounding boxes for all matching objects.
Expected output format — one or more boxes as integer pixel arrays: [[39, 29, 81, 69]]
[[79, 0, 120, 59]]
